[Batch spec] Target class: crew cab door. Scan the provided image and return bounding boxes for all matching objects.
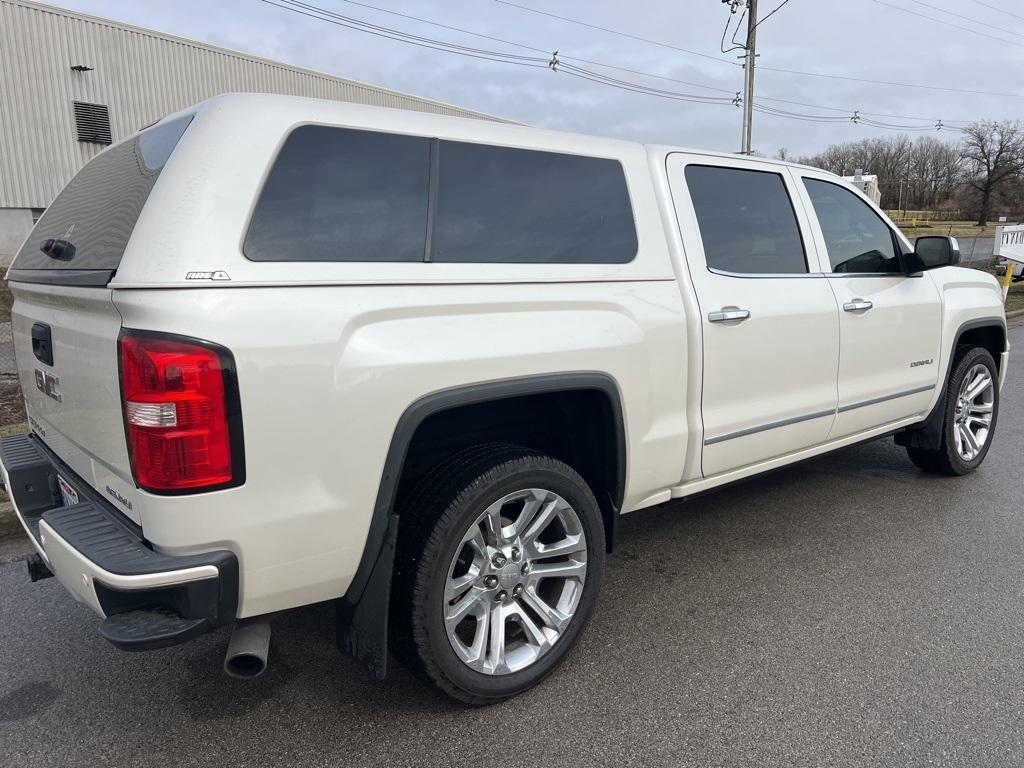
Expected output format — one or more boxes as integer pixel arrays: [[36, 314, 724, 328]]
[[795, 172, 942, 438], [667, 155, 839, 477]]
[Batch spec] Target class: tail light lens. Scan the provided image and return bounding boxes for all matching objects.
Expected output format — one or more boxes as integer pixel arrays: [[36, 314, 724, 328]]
[[119, 331, 244, 493]]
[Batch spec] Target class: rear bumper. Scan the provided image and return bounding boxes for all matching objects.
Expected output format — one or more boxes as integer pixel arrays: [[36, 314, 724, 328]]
[[0, 433, 238, 650]]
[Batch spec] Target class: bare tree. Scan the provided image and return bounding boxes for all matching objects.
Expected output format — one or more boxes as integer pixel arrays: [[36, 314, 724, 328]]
[[774, 147, 792, 161], [961, 120, 1024, 225]]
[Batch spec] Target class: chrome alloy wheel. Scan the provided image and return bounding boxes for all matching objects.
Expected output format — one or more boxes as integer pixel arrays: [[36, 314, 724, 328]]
[[443, 488, 588, 675], [953, 362, 995, 461]]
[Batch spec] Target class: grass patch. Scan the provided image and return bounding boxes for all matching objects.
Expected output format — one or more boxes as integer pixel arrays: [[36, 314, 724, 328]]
[[894, 221, 1007, 238], [1005, 280, 1024, 314], [0, 421, 27, 437]]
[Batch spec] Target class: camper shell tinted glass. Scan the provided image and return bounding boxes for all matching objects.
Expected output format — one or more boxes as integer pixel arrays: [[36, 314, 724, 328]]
[[432, 141, 637, 264], [244, 126, 638, 265], [244, 126, 431, 262], [10, 115, 193, 281]]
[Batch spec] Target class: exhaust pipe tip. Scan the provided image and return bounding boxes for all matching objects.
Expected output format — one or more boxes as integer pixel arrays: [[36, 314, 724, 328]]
[[225, 651, 267, 679], [224, 618, 272, 679]]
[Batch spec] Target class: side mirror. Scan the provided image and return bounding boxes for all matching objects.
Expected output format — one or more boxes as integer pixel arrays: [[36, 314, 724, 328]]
[[911, 235, 960, 271]]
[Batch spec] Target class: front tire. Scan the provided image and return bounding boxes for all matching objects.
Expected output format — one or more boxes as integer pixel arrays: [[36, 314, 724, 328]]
[[393, 445, 605, 705], [906, 346, 999, 476]]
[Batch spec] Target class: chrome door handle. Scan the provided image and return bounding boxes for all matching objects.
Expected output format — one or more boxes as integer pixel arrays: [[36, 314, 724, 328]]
[[708, 307, 751, 323], [843, 299, 873, 312]]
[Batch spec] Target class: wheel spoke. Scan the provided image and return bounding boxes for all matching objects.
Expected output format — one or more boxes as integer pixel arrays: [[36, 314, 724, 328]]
[[485, 603, 509, 674], [964, 372, 991, 402], [954, 423, 970, 460], [464, 604, 490, 666], [517, 494, 558, 541], [445, 586, 484, 625], [519, 587, 570, 632], [445, 566, 480, 602], [968, 402, 993, 415], [483, 501, 505, 546], [527, 532, 586, 560], [510, 603, 551, 652], [529, 559, 587, 582], [462, 525, 488, 557]]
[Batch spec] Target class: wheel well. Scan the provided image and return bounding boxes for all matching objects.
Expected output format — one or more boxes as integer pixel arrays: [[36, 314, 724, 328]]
[[958, 324, 1005, 371], [396, 388, 625, 552]]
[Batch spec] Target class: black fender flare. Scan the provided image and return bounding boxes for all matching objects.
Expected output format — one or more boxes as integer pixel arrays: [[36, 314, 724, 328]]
[[895, 316, 1007, 451], [335, 372, 626, 678]]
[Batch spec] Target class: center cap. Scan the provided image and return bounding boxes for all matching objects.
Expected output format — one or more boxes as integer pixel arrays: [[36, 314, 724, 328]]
[[498, 562, 520, 589]]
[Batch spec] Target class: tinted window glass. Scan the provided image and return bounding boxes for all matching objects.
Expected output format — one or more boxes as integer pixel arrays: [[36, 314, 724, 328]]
[[432, 141, 636, 263], [803, 178, 900, 273], [684, 165, 806, 274], [12, 114, 192, 272], [245, 126, 430, 262]]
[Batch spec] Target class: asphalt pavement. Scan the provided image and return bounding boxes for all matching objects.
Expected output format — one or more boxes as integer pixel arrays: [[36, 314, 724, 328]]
[[2, 323, 1022, 768]]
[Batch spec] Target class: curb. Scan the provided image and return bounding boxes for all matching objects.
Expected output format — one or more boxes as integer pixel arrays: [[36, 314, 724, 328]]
[[1006, 309, 1024, 320]]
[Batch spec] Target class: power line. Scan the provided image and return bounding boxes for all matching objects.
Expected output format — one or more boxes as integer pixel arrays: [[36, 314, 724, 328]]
[[751, 0, 791, 32], [494, 0, 1024, 97], [866, 0, 1024, 48], [258, 0, 970, 135], [903, 0, 1020, 34], [492, 0, 735, 65], [969, 0, 1024, 23], [753, 64, 1024, 99], [320, 0, 983, 118]]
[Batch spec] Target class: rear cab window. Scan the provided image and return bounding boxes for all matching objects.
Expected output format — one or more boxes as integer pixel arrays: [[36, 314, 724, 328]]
[[243, 126, 637, 265], [684, 165, 807, 275], [9, 114, 193, 285]]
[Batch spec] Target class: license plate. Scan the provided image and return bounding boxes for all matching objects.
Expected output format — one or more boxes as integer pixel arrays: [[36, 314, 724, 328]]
[[56, 474, 79, 507]]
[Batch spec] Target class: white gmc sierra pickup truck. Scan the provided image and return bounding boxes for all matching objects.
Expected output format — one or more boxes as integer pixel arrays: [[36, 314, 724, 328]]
[[1, 94, 1007, 704]]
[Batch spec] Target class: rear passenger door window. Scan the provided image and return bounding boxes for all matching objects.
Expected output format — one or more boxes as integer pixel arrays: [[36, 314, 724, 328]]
[[684, 165, 807, 275], [432, 141, 637, 264], [245, 126, 430, 262], [802, 178, 901, 274]]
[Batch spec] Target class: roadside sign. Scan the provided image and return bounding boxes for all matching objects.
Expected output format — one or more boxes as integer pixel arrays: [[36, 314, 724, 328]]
[[994, 224, 1024, 300]]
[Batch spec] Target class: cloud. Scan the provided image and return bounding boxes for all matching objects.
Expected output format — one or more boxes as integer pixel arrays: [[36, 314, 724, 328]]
[[48, 0, 1024, 155]]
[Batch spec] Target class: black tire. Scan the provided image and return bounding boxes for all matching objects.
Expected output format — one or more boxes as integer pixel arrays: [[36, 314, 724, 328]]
[[391, 444, 605, 705], [906, 345, 999, 476]]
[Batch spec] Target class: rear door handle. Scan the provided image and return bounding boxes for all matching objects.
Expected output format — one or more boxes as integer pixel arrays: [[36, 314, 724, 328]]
[[843, 299, 873, 312], [708, 308, 751, 323]]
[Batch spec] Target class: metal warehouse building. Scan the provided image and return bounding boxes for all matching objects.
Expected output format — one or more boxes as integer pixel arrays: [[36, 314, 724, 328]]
[[0, 0, 501, 265]]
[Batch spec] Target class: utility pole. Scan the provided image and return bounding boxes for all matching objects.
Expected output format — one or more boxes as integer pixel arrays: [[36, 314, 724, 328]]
[[740, 0, 757, 154]]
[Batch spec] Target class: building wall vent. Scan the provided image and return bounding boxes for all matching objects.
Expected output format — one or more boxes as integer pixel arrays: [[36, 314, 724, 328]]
[[72, 101, 112, 144]]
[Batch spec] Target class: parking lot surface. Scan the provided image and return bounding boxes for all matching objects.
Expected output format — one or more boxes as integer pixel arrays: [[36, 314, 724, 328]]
[[1, 323, 1022, 768]]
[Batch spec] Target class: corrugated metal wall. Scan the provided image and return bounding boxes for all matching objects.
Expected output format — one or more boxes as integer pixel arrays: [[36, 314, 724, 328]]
[[0, 0, 502, 208]]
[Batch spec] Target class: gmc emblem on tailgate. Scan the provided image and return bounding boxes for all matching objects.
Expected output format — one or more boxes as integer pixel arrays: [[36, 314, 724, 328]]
[[34, 369, 62, 402]]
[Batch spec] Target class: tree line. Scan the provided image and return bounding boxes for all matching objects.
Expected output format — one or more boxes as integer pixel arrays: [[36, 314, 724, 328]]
[[775, 121, 1024, 225]]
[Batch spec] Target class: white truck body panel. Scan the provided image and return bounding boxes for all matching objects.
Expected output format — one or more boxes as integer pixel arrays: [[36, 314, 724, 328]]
[[4, 93, 1008, 624]]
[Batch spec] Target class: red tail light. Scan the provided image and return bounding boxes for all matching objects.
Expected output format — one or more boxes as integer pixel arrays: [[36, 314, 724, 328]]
[[119, 331, 243, 493]]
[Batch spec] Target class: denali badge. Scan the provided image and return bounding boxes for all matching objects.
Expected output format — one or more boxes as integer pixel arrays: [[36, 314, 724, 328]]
[[910, 359, 934, 368], [34, 369, 62, 402], [185, 270, 231, 281], [105, 485, 134, 511]]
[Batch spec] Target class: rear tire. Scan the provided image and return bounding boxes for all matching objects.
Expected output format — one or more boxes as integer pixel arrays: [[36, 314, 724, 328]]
[[906, 346, 999, 476], [392, 444, 605, 705]]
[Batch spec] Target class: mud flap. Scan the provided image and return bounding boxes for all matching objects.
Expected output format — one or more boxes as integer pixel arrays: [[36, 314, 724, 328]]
[[335, 513, 398, 680]]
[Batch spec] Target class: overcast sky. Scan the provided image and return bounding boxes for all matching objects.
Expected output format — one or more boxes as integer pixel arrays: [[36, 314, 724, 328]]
[[47, 0, 1024, 156]]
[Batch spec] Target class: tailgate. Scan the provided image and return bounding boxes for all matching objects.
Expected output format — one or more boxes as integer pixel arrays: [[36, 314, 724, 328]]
[[10, 280, 139, 523]]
